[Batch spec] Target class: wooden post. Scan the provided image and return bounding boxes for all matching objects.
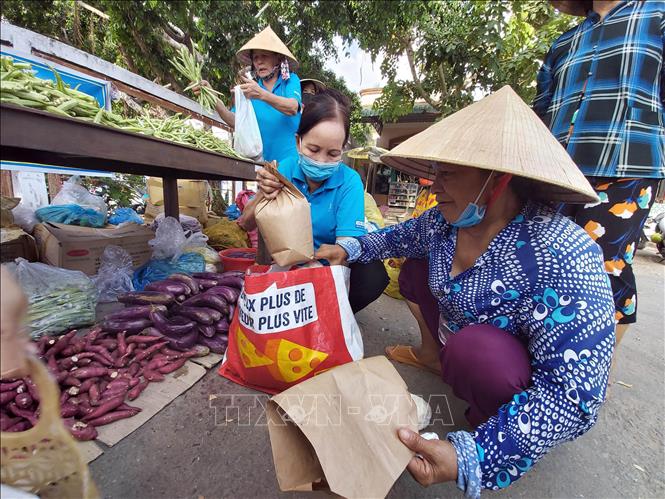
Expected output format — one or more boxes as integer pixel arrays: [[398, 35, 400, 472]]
[[0, 170, 13, 197], [162, 177, 180, 219], [47, 173, 63, 201]]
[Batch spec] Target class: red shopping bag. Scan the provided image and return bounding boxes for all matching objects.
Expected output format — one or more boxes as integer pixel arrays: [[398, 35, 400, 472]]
[[218, 264, 363, 394]]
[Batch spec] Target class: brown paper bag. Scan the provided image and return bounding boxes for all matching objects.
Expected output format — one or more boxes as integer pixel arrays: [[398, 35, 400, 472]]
[[254, 163, 314, 266], [267, 356, 418, 498]]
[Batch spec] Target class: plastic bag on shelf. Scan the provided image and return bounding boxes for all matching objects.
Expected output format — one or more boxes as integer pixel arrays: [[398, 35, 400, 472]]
[[235, 190, 258, 247], [132, 217, 207, 290], [14, 258, 97, 338], [225, 204, 241, 221], [235, 190, 255, 212], [92, 245, 135, 302], [51, 176, 108, 215], [132, 252, 205, 291], [185, 244, 221, 268], [36, 176, 108, 228], [108, 207, 143, 225], [153, 212, 202, 233], [11, 202, 39, 233], [149, 216, 207, 261], [35, 204, 106, 228]]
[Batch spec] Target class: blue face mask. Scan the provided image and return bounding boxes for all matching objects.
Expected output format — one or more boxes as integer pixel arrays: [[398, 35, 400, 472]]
[[298, 153, 341, 182], [450, 172, 494, 228]]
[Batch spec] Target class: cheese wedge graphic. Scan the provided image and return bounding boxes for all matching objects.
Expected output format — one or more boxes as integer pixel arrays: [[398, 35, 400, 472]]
[[237, 327, 273, 368], [264, 338, 328, 383]]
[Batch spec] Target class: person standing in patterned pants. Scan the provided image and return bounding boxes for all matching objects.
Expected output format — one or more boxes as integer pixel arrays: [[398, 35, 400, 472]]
[[535, 0, 664, 346]]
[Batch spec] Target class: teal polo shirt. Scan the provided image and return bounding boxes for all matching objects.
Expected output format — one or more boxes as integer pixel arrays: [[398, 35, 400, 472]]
[[277, 156, 366, 249], [233, 74, 301, 163]]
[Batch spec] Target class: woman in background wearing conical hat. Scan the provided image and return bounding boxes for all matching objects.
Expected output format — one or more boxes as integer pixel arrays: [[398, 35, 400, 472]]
[[316, 86, 615, 496], [300, 78, 326, 106], [196, 26, 302, 163]]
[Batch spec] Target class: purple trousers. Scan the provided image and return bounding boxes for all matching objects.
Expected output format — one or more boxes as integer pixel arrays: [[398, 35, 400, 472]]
[[399, 258, 532, 426]]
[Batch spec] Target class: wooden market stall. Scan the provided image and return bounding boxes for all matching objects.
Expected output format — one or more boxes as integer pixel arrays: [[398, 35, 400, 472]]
[[0, 104, 257, 218], [0, 22, 259, 214]]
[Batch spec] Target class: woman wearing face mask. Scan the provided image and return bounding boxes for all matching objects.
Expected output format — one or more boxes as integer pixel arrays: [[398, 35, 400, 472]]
[[316, 86, 615, 496], [300, 78, 326, 106], [239, 88, 389, 313], [196, 26, 302, 163]]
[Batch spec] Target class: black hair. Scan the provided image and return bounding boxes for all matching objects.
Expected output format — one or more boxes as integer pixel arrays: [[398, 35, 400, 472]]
[[297, 88, 351, 145]]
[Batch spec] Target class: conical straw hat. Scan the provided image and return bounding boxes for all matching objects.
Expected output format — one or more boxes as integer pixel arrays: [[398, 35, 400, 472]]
[[380, 85, 599, 204], [236, 26, 298, 69], [300, 78, 327, 92]]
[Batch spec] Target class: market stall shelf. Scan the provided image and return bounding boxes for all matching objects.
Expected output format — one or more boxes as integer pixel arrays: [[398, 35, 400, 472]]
[[0, 104, 259, 218]]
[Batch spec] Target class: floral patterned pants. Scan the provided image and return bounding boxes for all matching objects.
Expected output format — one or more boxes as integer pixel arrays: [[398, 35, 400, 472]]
[[567, 177, 659, 324]]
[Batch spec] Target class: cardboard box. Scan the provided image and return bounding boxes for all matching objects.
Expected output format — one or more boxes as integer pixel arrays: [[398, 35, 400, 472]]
[[33, 222, 154, 275], [0, 228, 38, 263], [145, 177, 209, 224]]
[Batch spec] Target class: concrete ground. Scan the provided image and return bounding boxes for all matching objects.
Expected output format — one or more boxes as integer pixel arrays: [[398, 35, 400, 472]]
[[90, 247, 665, 499]]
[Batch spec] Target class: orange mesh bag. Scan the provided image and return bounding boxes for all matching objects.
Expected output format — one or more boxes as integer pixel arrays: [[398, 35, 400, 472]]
[[1, 357, 98, 499]]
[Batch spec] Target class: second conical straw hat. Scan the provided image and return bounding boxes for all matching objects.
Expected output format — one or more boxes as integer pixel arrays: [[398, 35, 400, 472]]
[[380, 85, 598, 204], [236, 26, 298, 70]]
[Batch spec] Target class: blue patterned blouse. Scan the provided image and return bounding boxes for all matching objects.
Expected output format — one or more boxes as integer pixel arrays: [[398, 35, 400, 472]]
[[339, 202, 615, 497]]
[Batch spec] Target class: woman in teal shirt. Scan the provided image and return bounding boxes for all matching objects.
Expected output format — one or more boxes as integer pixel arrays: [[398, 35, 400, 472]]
[[198, 26, 301, 163], [240, 89, 389, 312]]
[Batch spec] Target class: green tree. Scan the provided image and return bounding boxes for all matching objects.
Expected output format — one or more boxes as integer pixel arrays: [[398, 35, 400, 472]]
[[345, 0, 577, 120], [1, 0, 577, 132], [80, 174, 146, 210], [1, 0, 369, 142]]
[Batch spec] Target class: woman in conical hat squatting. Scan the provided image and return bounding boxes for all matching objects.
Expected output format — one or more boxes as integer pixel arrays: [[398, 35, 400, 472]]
[[196, 26, 302, 163], [316, 86, 615, 496]]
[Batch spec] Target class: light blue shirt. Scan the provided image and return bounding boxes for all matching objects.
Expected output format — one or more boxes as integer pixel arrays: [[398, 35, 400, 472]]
[[278, 156, 366, 249], [233, 74, 302, 163]]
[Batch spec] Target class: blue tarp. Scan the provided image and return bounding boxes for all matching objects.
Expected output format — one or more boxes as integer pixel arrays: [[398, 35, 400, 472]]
[[1, 49, 113, 179], [1, 49, 110, 109]]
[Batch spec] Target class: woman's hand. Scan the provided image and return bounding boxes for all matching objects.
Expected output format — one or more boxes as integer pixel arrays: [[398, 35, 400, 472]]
[[239, 76, 265, 100], [256, 167, 283, 199], [398, 428, 458, 486], [315, 244, 348, 266], [191, 79, 212, 96]]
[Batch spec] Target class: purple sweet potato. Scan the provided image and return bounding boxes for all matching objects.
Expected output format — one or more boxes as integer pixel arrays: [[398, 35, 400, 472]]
[[118, 291, 174, 306]]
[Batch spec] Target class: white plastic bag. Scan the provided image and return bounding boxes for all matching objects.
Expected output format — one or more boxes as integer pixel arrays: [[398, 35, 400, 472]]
[[11, 202, 38, 233], [92, 245, 134, 302], [153, 212, 202, 233], [233, 85, 263, 161], [51, 176, 108, 217], [14, 258, 97, 338], [149, 216, 208, 262]]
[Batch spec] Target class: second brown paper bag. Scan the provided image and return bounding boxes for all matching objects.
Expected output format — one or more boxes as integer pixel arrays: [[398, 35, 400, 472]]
[[266, 356, 418, 498], [254, 163, 315, 266]]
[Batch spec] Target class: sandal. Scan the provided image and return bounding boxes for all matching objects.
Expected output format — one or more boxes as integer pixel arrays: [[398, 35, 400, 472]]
[[384, 345, 441, 375]]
